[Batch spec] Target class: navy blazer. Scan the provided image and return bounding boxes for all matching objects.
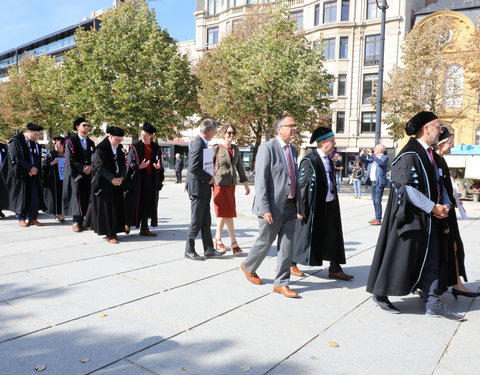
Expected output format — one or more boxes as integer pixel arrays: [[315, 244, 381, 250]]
[[359, 154, 389, 188]]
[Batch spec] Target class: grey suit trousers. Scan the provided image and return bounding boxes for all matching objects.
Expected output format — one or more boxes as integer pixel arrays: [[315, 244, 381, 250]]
[[243, 200, 297, 287], [185, 191, 214, 254]]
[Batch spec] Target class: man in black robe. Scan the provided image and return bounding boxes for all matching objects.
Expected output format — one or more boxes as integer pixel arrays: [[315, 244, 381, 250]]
[[63, 117, 95, 232], [1, 123, 46, 226], [84, 126, 126, 244], [367, 112, 463, 320], [292, 127, 353, 281], [125, 123, 164, 236], [0, 141, 8, 217]]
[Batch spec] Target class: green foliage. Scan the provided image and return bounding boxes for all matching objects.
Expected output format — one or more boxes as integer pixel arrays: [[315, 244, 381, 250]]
[[196, 6, 333, 157], [62, 0, 197, 138], [0, 53, 67, 139]]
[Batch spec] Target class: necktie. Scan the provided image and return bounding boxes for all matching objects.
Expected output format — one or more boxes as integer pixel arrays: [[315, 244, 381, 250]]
[[29, 141, 35, 164], [427, 148, 441, 203], [284, 145, 296, 198], [81, 138, 87, 150], [324, 156, 336, 194]]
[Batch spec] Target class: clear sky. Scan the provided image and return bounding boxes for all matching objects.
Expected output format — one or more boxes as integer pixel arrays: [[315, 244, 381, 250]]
[[0, 0, 197, 53]]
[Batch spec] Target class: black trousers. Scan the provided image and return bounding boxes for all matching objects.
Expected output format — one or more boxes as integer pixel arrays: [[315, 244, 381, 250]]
[[17, 177, 40, 221], [175, 170, 182, 183], [185, 190, 213, 254]]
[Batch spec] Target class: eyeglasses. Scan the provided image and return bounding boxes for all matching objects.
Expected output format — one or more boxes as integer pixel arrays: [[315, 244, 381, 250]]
[[113, 136, 123, 142], [80, 123, 90, 127], [226, 131, 236, 136], [282, 124, 297, 128]]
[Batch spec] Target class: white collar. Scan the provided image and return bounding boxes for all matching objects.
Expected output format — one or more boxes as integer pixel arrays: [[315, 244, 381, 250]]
[[276, 136, 289, 148], [316, 149, 328, 159], [416, 138, 431, 151]]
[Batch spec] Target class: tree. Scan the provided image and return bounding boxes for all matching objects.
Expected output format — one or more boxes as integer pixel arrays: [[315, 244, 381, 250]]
[[196, 5, 333, 160], [381, 15, 474, 141], [0, 53, 67, 140], [62, 0, 198, 138]]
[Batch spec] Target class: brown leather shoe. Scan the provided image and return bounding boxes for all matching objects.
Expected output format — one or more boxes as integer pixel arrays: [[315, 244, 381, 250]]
[[72, 223, 81, 232], [106, 236, 118, 244], [140, 229, 157, 237], [19, 220, 28, 227], [79, 225, 90, 231], [370, 220, 382, 226], [290, 266, 305, 277], [328, 271, 354, 280], [273, 286, 299, 298], [368, 218, 377, 223], [28, 220, 44, 227], [125, 225, 130, 234], [241, 263, 262, 285]]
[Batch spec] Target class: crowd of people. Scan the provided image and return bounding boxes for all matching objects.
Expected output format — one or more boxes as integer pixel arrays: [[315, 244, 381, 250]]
[[0, 112, 477, 320]]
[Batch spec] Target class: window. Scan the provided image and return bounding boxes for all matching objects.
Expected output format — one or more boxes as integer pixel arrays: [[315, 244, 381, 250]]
[[341, 0, 349, 21], [443, 64, 464, 108], [336, 112, 345, 133], [338, 74, 346, 96], [339, 37, 348, 58], [365, 34, 380, 66], [289, 10, 303, 30], [323, 38, 336, 59], [476, 125, 480, 145], [208, 0, 216, 15], [362, 73, 378, 104], [367, 0, 380, 19], [232, 19, 241, 31], [247, 0, 253, 4], [323, 1, 337, 23], [233, 0, 239, 6], [328, 81, 334, 97], [207, 27, 219, 45], [314, 4, 320, 26], [361, 112, 376, 133]]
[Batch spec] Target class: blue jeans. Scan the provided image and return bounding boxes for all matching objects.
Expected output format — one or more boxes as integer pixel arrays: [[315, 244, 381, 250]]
[[353, 179, 362, 197], [371, 183, 385, 221], [335, 172, 340, 192]]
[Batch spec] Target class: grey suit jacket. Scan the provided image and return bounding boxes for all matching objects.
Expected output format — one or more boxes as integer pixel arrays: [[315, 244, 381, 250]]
[[252, 137, 299, 219], [186, 135, 212, 197]]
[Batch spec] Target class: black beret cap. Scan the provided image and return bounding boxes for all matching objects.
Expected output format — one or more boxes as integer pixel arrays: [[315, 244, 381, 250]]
[[310, 126, 334, 144], [142, 123, 156, 134], [438, 126, 452, 144], [53, 136, 66, 144], [107, 126, 125, 137], [27, 122, 43, 131], [405, 112, 438, 136], [73, 117, 87, 131]]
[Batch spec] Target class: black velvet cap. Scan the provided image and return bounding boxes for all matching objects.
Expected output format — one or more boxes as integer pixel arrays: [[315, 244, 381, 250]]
[[310, 126, 334, 144], [53, 136, 66, 144], [107, 126, 125, 137], [438, 126, 452, 144], [405, 112, 438, 136], [27, 122, 43, 131], [142, 123, 156, 134], [73, 117, 87, 131]]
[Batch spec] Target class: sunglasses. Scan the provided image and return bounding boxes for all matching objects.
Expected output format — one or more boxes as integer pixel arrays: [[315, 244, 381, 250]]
[[226, 131, 236, 136], [80, 123, 90, 127]]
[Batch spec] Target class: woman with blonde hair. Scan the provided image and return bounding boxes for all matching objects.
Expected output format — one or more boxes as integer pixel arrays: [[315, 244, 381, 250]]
[[212, 124, 250, 255]]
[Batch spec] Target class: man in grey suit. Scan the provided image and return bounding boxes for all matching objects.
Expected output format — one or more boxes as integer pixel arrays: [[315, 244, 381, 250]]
[[240, 115, 301, 298], [185, 118, 225, 261]]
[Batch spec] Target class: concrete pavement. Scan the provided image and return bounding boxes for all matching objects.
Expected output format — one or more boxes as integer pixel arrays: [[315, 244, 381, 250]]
[[0, 177, 479, 375]]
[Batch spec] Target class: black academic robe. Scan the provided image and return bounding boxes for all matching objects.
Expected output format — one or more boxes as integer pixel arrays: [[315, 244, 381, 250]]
[[42, 150, 64, 215], [293, 150, 346, 266], [62, 134, 95, 216], [438, 156, 467, 282], [124, 140, 164, 228], [1, 133, 45, 214], [366, 138, 454, 296], [84, 137, 126, 236], [0, 143, 9, 210]]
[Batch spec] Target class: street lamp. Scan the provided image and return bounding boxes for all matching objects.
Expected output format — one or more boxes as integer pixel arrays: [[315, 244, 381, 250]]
[[375, 0, 388, 146]]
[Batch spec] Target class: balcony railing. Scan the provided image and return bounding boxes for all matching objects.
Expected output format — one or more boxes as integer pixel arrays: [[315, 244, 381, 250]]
[[364, 55, 379, 66]]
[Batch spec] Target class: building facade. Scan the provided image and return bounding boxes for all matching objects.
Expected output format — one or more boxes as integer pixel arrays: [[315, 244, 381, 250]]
[[189, 0, 428, 153]]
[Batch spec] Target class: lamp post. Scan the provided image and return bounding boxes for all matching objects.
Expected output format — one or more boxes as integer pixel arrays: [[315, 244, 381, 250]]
[[375, 0, 388, 146]]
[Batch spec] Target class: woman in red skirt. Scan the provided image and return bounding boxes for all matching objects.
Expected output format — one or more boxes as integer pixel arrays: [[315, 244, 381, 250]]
[[212, 124, 250, 255]]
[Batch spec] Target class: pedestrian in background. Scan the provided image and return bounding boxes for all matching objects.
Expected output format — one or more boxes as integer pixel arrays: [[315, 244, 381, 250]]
[[332, 153, 343, 192], [212, 124, 250, 255], [174, 153, 184, 183], [42, 136, 66, 223], [352, 160, 364, 199]]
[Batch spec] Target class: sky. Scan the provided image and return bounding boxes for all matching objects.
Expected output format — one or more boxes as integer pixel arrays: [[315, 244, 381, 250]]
[[0, 0, 197, 53]]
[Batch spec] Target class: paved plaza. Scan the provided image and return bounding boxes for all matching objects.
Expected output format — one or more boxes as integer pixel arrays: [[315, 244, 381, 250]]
[[1, 176, 479, 375]]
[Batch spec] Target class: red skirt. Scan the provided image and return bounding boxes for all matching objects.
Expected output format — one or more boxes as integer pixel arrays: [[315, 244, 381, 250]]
[[213, 185, 236, 218]]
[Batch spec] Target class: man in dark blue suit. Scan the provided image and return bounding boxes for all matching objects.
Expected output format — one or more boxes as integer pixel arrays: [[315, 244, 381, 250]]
[[359, 144, 389, 225], [185, 118, 225, 261]]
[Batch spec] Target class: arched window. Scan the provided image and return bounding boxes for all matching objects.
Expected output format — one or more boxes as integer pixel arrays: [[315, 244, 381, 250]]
[[443, 64, 464, 108]]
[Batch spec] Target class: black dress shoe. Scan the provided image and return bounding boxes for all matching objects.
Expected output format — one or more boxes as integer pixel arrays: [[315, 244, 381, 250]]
[[204, 249, 225, 258], [372, 295, 401, 314], [452, 288, 480, 299], [185, 251, 205, 261]]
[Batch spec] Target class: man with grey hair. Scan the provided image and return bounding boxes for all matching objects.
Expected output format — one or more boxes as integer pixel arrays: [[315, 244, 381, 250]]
[[240, 114, 301, 297], [359, 143, 389, 225], [185, 118, 225, 260]]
